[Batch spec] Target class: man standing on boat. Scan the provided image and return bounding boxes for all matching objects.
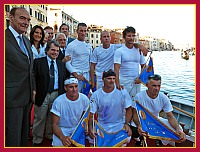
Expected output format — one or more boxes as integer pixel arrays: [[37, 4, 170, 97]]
[[90, 30, 122, 90], [114, 26, 146, 99], [134, 74, 186, 146], [65, 23, 93, 93]]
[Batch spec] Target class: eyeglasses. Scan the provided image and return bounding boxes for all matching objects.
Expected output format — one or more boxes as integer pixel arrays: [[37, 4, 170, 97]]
[[48, 32, 53, 34], [148, 74, 161, 80]]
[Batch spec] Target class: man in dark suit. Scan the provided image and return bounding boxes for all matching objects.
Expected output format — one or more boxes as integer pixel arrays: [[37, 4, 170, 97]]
[[5, 7, 33, 146], [56, 33, 71, 61], [32, 40, 70, 146]]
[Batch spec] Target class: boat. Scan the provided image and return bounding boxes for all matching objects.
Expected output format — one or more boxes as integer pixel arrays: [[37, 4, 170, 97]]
[[181, 50, 189, 60], [158, 93, 195, 147], [171, 99, 195, 145]]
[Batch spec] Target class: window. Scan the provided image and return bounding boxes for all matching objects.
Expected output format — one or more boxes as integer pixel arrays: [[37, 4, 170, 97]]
[[38, 12, 40, 20], [30, 8, 32, 16], [96, 34, 98, 38], [91, 34, 94, 38], [96, 40, 98, 44], [5, 5, 10, 12], [35, 11, 37, 18]]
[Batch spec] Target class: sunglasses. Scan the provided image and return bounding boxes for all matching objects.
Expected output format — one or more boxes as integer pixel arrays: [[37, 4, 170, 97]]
[[102, 69, 116, 78]]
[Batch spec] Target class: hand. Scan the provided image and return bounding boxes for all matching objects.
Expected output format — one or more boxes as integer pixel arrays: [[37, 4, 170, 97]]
[[60, 136, 72, 146], [89, 129, 96, 139], [124, 124, 132, 137], [32, 90, 36, 103], [177, 130, 186, 143], [135, 78, 141, 84], [137, 126, 148, 137], [62, 55, 71, 63], [76, 74, 85, 81], [139, 45, 148, 56], [116, 83, 124, 90]]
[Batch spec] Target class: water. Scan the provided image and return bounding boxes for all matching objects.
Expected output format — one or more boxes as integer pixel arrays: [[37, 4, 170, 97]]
[[141, 51, 195, 104]]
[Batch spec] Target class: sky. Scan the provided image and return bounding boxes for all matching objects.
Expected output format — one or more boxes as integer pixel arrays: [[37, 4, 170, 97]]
[[61, 4, 195, 50]]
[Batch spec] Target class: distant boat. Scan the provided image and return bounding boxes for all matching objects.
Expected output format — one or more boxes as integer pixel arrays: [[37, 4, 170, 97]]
[[181, 50, 189, 60]]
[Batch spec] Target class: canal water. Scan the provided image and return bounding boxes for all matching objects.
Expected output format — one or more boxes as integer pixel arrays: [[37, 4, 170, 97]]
[[141, 51, 195, 104]]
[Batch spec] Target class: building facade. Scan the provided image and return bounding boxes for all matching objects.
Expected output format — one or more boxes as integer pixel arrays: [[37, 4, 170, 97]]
[[5, 4, 48, 38], [47, 5, 78, 38]]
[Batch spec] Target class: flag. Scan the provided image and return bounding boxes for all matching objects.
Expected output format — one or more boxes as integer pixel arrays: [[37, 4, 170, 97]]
[[71, 106, 89, 147], [139, 57, 154, 85], [135, 101, 180, 141], [95, 121, 128, 147], [82, 80, 91, 96], [82, 75, 97, 96]]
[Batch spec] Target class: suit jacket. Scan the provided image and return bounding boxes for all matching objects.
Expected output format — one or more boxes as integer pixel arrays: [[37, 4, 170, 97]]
[[33, 57, 70, 106], [67, 37, 75, 45], [57, 48, 65, 60], [5, 28, 34, 108], [57, 37, 75, 60]]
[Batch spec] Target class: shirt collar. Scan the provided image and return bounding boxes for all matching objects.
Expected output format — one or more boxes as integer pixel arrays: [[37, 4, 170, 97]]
[[9, 26, 21, 39], [47, 56, 56, 64]]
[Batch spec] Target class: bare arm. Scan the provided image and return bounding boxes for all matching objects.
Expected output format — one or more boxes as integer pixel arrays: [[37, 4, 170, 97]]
[[166, 112, 186, 142], [124, 106, 132, 136], [52, 113, 72, 146], [88, 112, 96, 139], [114, 63, 122, 90], [132, 108, 147, 136], [138, 45, 148, 56], [90, 63, 96, 90], [72, 72, 85, 81]]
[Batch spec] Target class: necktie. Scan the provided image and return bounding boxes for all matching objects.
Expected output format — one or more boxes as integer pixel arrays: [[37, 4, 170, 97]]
[[18, 35, 29, 57], [62, 49, 65, 56], [48, 60, 55, 93]]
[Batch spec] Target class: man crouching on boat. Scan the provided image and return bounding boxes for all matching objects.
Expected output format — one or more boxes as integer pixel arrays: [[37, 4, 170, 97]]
[[134, 74, 186, 146], [88, 69, 138, 147], [50, 77, 90, 146]]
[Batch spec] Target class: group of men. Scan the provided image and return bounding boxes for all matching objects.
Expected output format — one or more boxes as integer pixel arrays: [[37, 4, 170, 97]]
[[5, 7, 186, 147]]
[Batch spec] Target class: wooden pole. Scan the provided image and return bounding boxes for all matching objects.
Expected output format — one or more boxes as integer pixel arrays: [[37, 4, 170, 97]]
[[172, 105, 195, 118]]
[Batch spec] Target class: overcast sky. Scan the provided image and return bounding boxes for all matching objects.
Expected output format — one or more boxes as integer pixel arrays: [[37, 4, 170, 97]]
[[61, 4, 195, 49]]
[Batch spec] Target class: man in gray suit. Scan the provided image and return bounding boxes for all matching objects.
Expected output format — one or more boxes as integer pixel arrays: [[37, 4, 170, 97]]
[[5, 7, 33, 146]]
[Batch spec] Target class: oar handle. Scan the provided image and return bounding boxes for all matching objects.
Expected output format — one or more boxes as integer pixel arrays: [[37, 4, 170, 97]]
[[172, 105, 195, 118]]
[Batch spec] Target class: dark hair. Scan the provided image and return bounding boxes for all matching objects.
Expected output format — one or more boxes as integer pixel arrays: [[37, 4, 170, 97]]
[[102, 69, 116, 79], [59, 23, 69, 32], [30, 25, 45, 47], [44, 26, 53, 31], [9, 7, 27, 16], [123, 26, 136, 38], [148, 74, 161, 81], [77, 23, 87, 30], [45, 40, 60, 53]]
